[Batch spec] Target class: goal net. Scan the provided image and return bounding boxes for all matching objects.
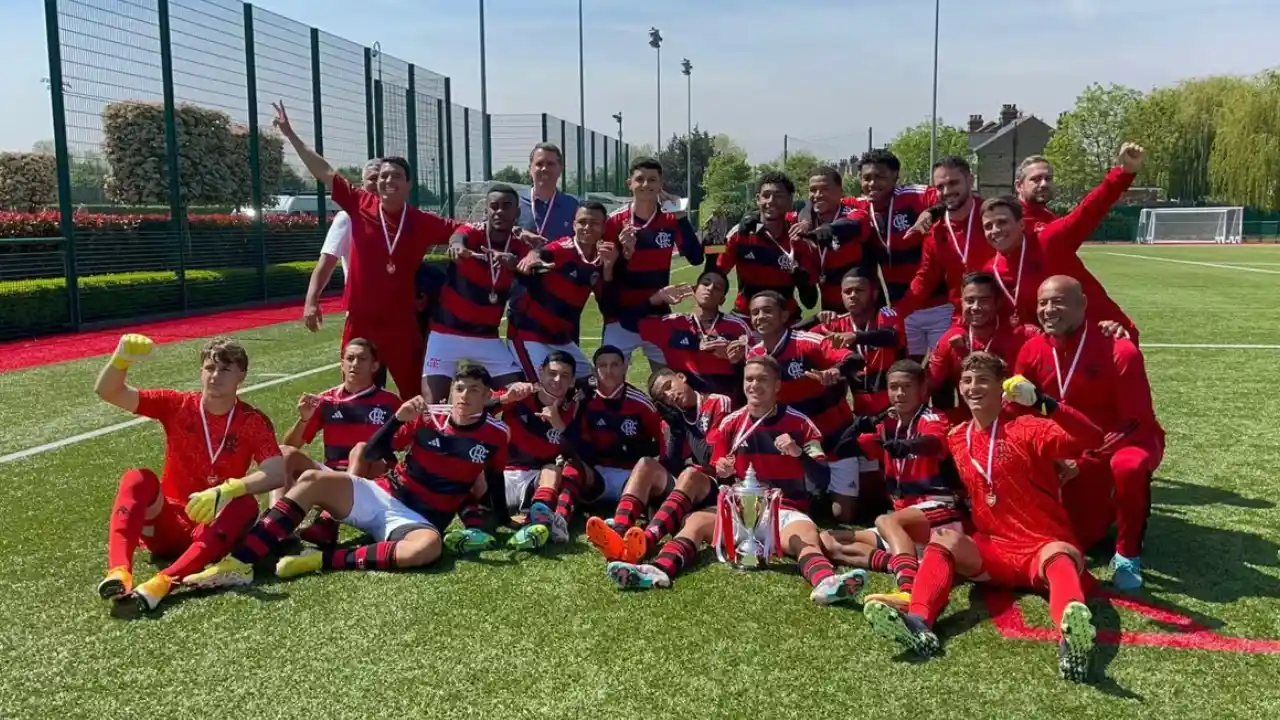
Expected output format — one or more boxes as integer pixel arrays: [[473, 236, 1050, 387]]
[[1137, 207, 1244, 244]]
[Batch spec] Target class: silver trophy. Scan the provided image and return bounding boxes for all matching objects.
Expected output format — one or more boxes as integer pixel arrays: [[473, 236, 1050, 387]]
[[714, 463, 783, 570]]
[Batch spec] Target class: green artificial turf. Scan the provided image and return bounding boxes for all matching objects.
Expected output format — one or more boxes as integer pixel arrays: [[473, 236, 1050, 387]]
[[0, 247, 1278, 718]]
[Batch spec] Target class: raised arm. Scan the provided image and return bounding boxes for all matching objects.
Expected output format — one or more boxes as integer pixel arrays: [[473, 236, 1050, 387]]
[[675, 216, 704, 266], [94, 334, 155, 413], [1040, 144, 1142, 255], [272, 101, 335, 187]]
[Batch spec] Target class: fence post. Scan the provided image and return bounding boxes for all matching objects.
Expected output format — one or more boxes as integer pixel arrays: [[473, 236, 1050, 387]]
[[602, 139, 608, 196], [43, 0, 79, 331], [559, 120, 566, 193], [364, 47, 375, 159], [374, 79, 384, 157], [576, 125, 584, 196], [436, 98, 447, 214], [244, 4, 266, 300], [310, 28, 325, 221], [483, 112, 492, 180], [406, 64, 419, 207], [444, 78, 455, 217], [590, 131, 597, 193], [157, 0, 186, 312], [463, 110, 471, 182]]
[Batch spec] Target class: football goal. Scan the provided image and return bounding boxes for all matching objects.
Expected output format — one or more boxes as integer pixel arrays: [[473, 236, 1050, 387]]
[[1136, 207, 1244, 244]]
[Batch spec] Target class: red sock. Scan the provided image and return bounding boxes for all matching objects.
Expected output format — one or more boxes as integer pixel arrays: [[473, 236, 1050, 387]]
[[530, 485, 558, 509], [645, 489, 692, 543], [160, 495, 258, 579], [107, 469, 160, 572], [611, 493, 646, 530], [651, 536, 697, 579], [298, 512, 340, 547], [1111, 446, 1153, 558], [888, 553, 920, 593], [324, 541, 400, 570], [867, 547, 891, 573], [1043, 553, 1086, 626], [907, 543, 955, 627], [799, 551, 836, 588]]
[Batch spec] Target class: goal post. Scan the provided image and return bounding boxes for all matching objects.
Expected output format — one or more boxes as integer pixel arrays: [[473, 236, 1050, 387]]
[[1136, 207, 1244, 244]]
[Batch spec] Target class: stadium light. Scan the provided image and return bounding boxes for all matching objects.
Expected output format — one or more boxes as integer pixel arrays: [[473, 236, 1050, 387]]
[[649, 27, 662, 151], [682, 59, 692, 203]]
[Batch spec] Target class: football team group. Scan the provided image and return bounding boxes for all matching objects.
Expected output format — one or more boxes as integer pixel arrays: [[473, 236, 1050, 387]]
[[92, 101, 1162, 683]]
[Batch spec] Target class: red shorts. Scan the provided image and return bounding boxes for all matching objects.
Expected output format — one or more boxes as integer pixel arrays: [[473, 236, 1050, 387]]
[[970, 533, 1065, 590], [142, 495, 259, 558], [344, 314, 425, 401], [1062, 437, 1164, 548]]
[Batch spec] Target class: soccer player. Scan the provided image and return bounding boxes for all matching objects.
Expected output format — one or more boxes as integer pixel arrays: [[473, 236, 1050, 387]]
[[892, 156, 992, 326], [1014, 154, 1057, 233], [273, 102, 461, 399], [979, 144, 1144, 340], [811, 271, 905, 417], [423, 185, 533, 400], [820, 360, 960, 611], [490, 351, 582, 549], [508, 201, 616, 380], [788, 167, 876, 313], [279, 338, 401, 544], [601, 158, 703, 371], [863, 351, 1105, 683], [185, 366, 509, 586], [605, 356, 866, 606], [717, 172, 820, 321], [585, 369, 733, 564], [518, 143, 582, 243], [925, 272, 1041, 422], [852, 149, 945, 360], [553, 346, 667, 542], [302, 158, 379, 331], [637, 269, 751, 397], [1013, 276, 1164, 590], [95, 335, 285, 613], [744, 291, 866, 522]]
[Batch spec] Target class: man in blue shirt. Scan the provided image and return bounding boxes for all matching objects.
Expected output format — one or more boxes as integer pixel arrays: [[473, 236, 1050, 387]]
[[518, 143, 582, 244]]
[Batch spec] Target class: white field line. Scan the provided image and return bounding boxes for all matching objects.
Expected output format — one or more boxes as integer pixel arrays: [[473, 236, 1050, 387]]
[[0, 363, 340, 466], [1142, 343, 1280, 350], [1095, 252, 1280, 275]]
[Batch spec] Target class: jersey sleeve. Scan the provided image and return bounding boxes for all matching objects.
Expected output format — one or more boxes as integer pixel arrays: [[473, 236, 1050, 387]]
[[244, 411, 283, 465], [895, 231, 945, 317], [329, 174, 359, 215], [393, 415, 421, 449], [299, 402, 326, 445], [715, 229, 740, 272], [321, 211, 351, 259], [1039, 167, 1135, 255], [636, 315, 666, 347], [643, 403, 668, 459], [488, 427, 510, 472], [799, 415, 826, 461], [809, 335, 852, 369], [918, 414, 952, 457], [857, 432, 883, 462], [708, 418, 732, 464], [675, 216, 704, 265], [1109, 339, 1160, 446], [925, 331, 960, 393], [134, 389, 184, 422]]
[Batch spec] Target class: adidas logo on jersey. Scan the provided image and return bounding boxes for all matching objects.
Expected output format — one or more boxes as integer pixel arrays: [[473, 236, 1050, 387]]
[[331, 410, 344, 420], [596, 418, 608, 427], [428, 438, 442, 448], [743, 250, 756, 260]]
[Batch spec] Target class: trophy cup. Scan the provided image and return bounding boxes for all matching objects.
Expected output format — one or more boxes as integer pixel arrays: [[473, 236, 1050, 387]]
[[713, 463, 783, 570]]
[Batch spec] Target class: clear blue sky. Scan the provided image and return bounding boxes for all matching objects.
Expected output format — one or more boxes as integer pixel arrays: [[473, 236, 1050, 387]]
[[2, 0, 1276, 164]]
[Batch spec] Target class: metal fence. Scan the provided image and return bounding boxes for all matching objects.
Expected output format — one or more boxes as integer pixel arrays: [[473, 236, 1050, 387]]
[[2, 0, 640, 342]]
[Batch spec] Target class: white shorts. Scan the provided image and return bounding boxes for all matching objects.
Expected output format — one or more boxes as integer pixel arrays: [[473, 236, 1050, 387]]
[[589, 465, 634, 506], [869, 499, 965, 556], [508, 338, 592, 380], [735, 508, 812, 545], [858, 457, 881, 474], [343, 477, 437, 542], [827, 457, 861, 498], [422, 331, 521, 379], [602, 322, 665, 366], [504, 468, 541, 513], [905, 303, 955, 357]]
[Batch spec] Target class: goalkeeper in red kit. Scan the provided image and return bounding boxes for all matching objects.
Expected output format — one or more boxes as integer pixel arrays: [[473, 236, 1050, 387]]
[[862, 351, 1105, 683], [94, 335, 286, 614]]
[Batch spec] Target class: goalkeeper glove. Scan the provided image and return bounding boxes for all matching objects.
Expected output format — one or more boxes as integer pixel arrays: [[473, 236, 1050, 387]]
[[185, 479, 248, 525], [111, 333, 155, 370], [1002, 375, 1059, 415]]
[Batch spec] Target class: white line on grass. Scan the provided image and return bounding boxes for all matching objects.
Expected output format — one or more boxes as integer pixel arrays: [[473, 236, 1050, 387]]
[[1144, 343, 1280, 350], [1097, 252, 1280, 275], [0, 363, 340, 466]]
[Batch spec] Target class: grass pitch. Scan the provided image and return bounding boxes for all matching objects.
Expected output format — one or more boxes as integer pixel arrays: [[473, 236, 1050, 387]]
[[1, 246, 1278, 718]]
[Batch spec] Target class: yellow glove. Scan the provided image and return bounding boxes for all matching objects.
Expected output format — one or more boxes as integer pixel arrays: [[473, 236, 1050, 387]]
[[185, 479, 247, 525], [1002, 375, 1038, 407], [110, 333, 155, 370]]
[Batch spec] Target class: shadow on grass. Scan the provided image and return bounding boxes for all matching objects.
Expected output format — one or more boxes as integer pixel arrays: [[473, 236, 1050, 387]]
[[1141, 509, 1280, 606], [1153, 476, 1275, 510]]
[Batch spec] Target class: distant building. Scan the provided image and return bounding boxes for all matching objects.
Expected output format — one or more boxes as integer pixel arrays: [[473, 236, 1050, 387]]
[[967, 104, 1054, 197]]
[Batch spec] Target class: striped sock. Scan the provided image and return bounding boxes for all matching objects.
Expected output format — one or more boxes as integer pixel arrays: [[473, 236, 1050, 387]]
[[556, 471, 583, 522], [458, 499, 487, 530], [888, 553, 920, 593], [233, 498, 305, 564], [868, 547, 891, 573], [323, 541, 399, 571], [645, 489, 692, 544], [611, 493, 646, 531], [799, 551, 836, 588], [530, 484, 558, 508], [651, 536, 698, 579]]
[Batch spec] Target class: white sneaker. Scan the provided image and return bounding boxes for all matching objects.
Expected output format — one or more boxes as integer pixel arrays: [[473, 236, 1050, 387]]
[[809, 569, 867, 606], [183, 556, 254, 589], [606, 562, 671, 590], [549, 513, 571, 544]]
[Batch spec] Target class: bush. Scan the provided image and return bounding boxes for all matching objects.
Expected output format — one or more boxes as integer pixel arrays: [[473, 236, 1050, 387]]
[[101, 101, 286, 207], [0, 152, 58, 211]]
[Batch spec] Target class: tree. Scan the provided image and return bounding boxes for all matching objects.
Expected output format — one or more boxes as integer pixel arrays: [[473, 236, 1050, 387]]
[[1043, 83, 1142, 200], [885, 120, 973, 185], [657, 126, 716, 204], [492, 166, 528, 184], [756, 150, 829, 192], [699, 149, 753, 229], [69, 150, 108, 203], [1210, 71, 1280, 211], [278, 163, 309, 194]]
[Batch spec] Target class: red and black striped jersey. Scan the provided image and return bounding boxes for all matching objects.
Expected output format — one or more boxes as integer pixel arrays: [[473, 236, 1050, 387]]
[[300, 384, 404, 471], [433, 224, 533, 337], [508, 236, 604, 345], [384, 409, 509, 517], [709, 405, 826, 511], [850, 185, 944, 307], [670, 392, 734, 471], [716, 224, 820, 316], [638, 311, 751, 397], [797, 205, 880, 313], [574, 383, 667, 469], [857, 408, 959, 511], [812, 311, 907, 416], [601, 205, 702, 328], [746, 330, 855, 446], [498, 393, 580, 470]]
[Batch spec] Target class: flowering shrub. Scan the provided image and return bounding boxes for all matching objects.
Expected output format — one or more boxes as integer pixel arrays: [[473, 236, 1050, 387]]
[[0, 153, 58, 211]]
